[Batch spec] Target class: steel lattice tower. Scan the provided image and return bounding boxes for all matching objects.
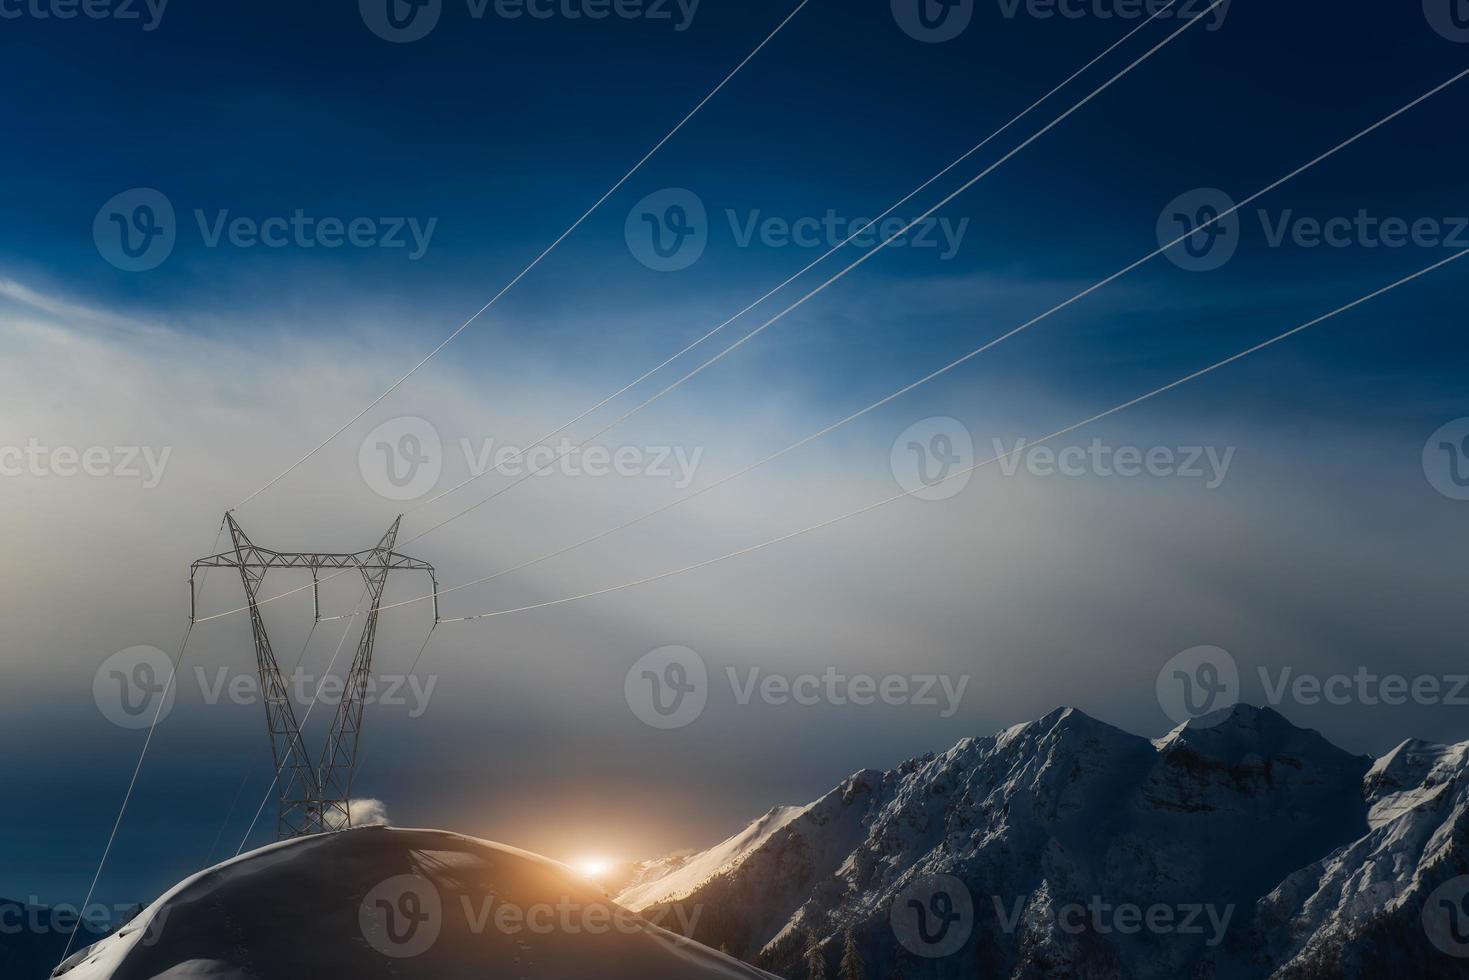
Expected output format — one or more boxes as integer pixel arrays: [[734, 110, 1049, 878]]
[[192, 514, 438, 839]]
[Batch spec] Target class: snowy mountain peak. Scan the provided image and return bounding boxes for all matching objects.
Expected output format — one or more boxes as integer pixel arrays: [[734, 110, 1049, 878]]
[[1156, 702, 1367, 773], [635, 705, 1462, 979], [1363, 736, 1469, 829]]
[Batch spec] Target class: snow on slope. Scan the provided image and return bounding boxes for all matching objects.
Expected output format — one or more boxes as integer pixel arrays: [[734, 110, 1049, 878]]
[[618, 805, 809, 911], [53, 827, 778, 980], [1249, 736, 1469, 977], [634, 705, 1469, 979]]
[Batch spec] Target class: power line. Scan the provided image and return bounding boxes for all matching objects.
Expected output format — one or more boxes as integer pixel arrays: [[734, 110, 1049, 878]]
[[376, 63, 1469, 613], [403, 0, 1227, 545], [433, 248, 1468, 624], [230, 0, 815, 511], [62, 520, 225, 962], [408, 0, 1182, 515], [190, 1, 1215, 628]]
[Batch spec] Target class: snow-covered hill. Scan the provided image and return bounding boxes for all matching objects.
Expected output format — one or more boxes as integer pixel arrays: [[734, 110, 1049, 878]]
[[53, 827, 778, 980], [633, 705, 1469, 979], [619, 805, 809, 911]]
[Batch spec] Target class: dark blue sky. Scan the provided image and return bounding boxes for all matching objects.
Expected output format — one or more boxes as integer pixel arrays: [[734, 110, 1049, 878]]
[[4, 0, 1469, 926], [4, 0, 1467, 399]]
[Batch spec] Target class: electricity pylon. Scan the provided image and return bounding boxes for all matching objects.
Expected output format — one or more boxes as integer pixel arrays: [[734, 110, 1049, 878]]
[[191, 514, 438, 839]]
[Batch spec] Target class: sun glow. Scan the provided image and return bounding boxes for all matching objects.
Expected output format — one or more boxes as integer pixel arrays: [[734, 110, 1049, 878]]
[[572, 857, 612, 879]]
